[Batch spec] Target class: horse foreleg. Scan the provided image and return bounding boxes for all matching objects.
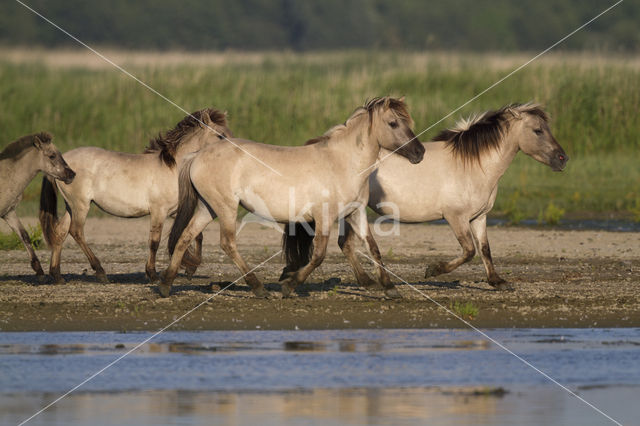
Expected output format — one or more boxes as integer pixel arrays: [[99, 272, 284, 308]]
[[344, 209, 399, 298], [145, 212, 164, 283], [281, 231, 329, 298], [68, 207, 108, 283], [470, 215, 512, 290], [425, 216, 475, 279], [160, 203, 213, 297], [3, 210, 45, 282], [218, 209, 269, 298]]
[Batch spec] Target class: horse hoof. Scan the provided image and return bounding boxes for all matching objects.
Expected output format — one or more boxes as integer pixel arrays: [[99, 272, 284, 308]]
[[252, 287, 270, 299], [52, 275, 66, 285], [384, 287, 402, 299], [280, 282, 295, 298], [424, 263, 443, 278], [185, 267, 197, 281], [96, 272, 109, 284], [36, 274, 46, 284], [158, 284, 172, 298], [493, 282, 514, 291]]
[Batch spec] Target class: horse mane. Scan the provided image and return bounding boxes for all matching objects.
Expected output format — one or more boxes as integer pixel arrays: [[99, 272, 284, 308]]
[[304, 96, 412, 146], [145, 108, 228, 168], [0, 132, 52, 161], [433, 102, 548, 164]]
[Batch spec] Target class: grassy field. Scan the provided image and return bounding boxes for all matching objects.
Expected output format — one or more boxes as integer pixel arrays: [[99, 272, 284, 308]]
[[1, 49, 638, 221]]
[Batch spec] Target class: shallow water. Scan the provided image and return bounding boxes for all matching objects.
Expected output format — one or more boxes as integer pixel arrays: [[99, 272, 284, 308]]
[[1, 328, 639, 425]]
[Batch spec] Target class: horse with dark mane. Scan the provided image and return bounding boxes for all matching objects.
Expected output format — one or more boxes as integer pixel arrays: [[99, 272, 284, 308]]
[[368, 103, 568, 289], [1, 132, 75, 281], [39, 108, 232, 283], [160, 96, 424, 298]]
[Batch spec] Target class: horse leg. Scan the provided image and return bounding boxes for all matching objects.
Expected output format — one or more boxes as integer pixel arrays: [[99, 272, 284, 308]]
[[3, 210, 45, 282], [160, 203, 213, 297], [470, 215, 512, 291], [184, 232, 203, 280], [218, 209, 269, 298], [49, 208, 71, 284], [68, 205, 108, 283], [145, 211, 164, 283], [425, 216, 476, 279], [338, 220, 380, 290], [344, 209, 399, 298], [280, 231, 329, 298]]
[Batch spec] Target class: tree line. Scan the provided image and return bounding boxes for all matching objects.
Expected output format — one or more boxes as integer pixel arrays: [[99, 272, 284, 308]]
[[0, 0, 637, 51]]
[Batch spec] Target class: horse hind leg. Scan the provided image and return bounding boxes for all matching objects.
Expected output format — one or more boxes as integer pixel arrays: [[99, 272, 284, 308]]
[[3, 210, 45, 282], [218, 208, 269, 298], [49, 208, 71, 284], [184, 232, 203, 280], [68, 206, 108, 283], [425, 216, 476, 280], [470, 215, 512, 291]]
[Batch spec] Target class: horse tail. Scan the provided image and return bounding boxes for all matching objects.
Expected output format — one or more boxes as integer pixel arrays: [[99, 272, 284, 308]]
[[168, 156, 199, 264], [279, 221, 315, 280], [39, 176, 59, 246]]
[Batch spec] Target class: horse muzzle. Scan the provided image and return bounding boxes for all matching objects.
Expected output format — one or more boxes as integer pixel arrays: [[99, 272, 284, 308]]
[[550, 151, 569, 172], [62, 169, 76, 184], [398, 141, 425, 164]]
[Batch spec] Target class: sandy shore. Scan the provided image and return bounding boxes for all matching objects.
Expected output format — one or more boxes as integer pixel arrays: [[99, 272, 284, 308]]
[[1, 217, 638, 331]]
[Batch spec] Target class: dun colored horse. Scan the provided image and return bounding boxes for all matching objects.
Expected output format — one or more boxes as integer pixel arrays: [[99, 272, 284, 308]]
[[161, 97, 425, 298], [368, 103, 568, 289], [39, 109, 232, 283], [1, 133, 75, 281]]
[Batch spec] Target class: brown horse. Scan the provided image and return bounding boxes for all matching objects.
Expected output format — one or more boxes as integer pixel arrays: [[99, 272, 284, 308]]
[[39, 109, 232, 283], [160, 97, 424, 298], [1, 133, 75, 281]]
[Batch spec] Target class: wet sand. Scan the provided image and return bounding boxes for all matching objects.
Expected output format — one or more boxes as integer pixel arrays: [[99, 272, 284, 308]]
[[1, 218, 638, 331]]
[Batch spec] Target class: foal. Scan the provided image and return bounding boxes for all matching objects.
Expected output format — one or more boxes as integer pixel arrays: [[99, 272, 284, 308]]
[[1, 133, 75, 280], [40, 109, 232, 283], [368, 103, 568, 289], [161, 97, 424, 298]]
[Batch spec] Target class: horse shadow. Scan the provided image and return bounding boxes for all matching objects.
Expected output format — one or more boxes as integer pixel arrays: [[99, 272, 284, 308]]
[[415, 279, 495, 292]]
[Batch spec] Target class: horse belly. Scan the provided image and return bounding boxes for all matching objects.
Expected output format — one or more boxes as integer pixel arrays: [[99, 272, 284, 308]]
[[92, 190, 150, 218]]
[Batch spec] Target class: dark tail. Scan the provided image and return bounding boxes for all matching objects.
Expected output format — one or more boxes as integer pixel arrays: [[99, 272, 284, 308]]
[[168, 156, 199, 265], [279, 221, 315, 280], [39, 176, 59, 247]]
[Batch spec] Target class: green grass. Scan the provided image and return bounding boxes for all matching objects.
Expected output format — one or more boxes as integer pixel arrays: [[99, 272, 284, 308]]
[[0, 225, 43, 251], [450, 301, 479, 320], [1, 50, 638, 219]]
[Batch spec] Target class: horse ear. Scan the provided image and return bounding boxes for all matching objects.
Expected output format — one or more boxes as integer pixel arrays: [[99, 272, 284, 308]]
[[383, 97, 391, 110], [199, 110, 213, 128], [32, 134, 45, 150], [398, 96, 406, 103], [507, 107, 522, 119]]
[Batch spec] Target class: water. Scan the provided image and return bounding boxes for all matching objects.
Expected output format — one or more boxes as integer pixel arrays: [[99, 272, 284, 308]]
[[1, 328, 639, 425]]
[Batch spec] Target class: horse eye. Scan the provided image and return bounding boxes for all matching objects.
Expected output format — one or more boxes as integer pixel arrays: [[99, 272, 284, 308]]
[[389, 121, 399, 129], [534, 129, 543, 135], [48, 154, 56, 160]]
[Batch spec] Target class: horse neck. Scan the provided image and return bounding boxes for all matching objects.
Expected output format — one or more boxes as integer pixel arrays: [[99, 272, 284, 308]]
[[9, 147, 41, 187], [328, 116, 380, 177], [173, 134, 207, 165], [477, 128, 520, 186]]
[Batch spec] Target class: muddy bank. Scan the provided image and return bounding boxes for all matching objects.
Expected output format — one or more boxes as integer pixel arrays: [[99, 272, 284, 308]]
[[1, 218, 638, 331]]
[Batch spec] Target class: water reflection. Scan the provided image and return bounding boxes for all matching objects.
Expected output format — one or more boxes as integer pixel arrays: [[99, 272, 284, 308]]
[[3, 386, 637, 425]]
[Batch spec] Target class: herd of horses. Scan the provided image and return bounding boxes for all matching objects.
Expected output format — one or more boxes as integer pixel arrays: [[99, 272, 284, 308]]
[[0, 97, 568, 298]]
